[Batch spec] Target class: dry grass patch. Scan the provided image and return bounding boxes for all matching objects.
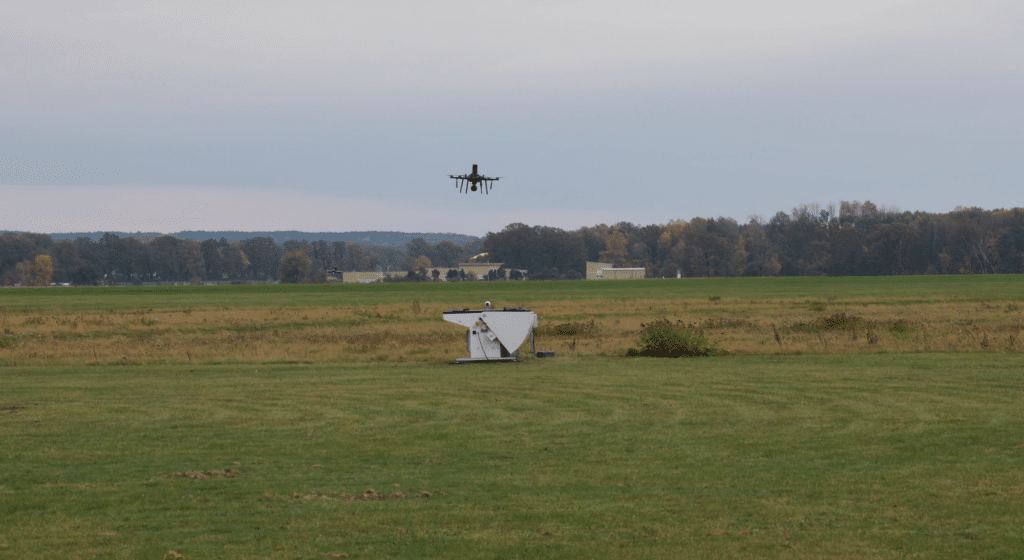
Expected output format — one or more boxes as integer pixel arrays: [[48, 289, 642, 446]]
[[1, 295, 1021, 365]]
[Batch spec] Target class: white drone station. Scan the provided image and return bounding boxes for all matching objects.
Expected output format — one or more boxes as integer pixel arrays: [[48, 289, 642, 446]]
[[443, 302, 537, 363]]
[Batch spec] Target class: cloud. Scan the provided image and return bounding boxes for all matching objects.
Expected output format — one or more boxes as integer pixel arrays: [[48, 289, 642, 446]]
[[4, 0, 1020, 112]]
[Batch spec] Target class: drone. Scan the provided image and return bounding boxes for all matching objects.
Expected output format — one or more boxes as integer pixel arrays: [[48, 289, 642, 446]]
[[450, 164, 500, 194]]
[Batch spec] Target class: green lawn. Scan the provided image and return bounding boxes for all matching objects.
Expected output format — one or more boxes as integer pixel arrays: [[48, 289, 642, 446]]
[[2, 274, 1023, 312], [2, 354, 1021, 558]]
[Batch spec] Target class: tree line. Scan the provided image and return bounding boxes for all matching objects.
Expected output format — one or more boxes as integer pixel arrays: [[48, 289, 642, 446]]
[[0, 234, 484, 285], [484, 202, 1024, 279], [2, 202, 1022, 285]]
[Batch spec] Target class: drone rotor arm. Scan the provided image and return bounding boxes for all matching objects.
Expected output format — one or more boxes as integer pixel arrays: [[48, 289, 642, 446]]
[[449, 168, 500, 194]]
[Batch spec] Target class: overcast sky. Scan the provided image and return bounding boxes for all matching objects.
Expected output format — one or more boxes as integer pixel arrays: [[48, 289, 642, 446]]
[[2, 1, 1021, 236]]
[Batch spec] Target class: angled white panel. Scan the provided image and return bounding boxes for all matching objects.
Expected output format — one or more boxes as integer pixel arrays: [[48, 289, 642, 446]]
[[480, 311, 536, 354], [443, 313, 478, 329]]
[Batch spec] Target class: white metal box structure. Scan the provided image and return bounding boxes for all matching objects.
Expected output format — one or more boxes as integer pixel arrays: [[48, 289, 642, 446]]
[[443, 302, 537, 363]]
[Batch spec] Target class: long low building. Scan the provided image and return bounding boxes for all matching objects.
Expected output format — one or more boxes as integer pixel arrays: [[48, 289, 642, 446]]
[[341, 271, 385, 283], [452, 262, 528, 280], [341, 264, 527, 283], [586, 261, 646, 280], [428, 262, 528, 280], [453, 262, 506, 279]]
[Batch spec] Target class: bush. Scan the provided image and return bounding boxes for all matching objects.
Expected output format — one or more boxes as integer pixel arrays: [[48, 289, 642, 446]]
[[626, 319, 717, 357]]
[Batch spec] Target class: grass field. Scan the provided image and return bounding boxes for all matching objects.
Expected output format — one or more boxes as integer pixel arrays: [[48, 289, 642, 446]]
[[2, 275, 1023, 312], [1, 276, 1022, 558], [2, 276, 1021, 366]]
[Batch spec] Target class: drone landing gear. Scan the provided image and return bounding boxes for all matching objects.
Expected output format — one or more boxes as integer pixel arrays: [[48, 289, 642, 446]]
[[451, 175, 495, 194]]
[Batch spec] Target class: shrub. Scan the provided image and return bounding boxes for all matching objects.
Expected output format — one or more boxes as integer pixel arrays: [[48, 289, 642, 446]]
[[626, 319, 717, 357]]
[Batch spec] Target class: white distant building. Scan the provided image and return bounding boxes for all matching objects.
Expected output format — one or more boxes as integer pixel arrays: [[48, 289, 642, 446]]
[[586, 261, 645, 280], [341, 271, 384, 283]]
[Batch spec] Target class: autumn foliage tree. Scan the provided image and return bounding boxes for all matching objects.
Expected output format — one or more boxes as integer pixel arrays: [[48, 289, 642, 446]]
[[13, 260, 34, 286], [279, 251, 312, 283], [177, 239, 206, 282], [33, 254, 53, 286]]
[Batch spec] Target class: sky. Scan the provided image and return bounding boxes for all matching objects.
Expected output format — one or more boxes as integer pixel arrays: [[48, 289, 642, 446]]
[[2, 0, 1022, 236]]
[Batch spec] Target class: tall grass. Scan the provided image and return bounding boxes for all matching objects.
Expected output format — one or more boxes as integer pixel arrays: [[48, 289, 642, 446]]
[[1, 289, 1021, 366]]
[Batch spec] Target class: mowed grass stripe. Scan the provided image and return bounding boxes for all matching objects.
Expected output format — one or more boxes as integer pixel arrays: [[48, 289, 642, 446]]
[[2, 274, 1023, 312], [2, 354, 1022, 558]]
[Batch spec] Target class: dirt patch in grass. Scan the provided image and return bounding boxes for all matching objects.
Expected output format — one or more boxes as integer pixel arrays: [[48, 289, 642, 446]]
[[344, 489, 440, 501], [259, 489, 444, 502], [173, 468, 243, 480]]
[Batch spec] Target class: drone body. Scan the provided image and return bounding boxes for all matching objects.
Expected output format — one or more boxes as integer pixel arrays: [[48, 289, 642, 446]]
[[450, 164, 500, 194]]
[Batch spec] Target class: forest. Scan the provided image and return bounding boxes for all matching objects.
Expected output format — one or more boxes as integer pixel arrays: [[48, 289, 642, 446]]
[[2, 202, 1022, 285]]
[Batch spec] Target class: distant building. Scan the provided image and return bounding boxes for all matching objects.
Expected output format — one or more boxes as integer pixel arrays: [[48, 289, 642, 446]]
[[421, 263, 528, 280], [343, 264, 527, 283], [342, 271, 384, 283], [586, 261, 645, 280], [455, 262, 505, 280], [586, 262, 613, 280]]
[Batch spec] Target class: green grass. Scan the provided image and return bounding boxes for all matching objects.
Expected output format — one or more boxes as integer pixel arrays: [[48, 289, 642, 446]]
[[3, 354, 1022, 558], [2, 274, 1023, 312]]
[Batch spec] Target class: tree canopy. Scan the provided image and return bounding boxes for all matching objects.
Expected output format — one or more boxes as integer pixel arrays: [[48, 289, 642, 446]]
[[3, 203, 1023, 286]]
